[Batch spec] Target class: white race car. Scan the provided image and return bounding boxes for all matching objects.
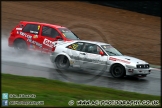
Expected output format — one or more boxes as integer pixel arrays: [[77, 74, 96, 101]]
[[50, 40, 151, 78]]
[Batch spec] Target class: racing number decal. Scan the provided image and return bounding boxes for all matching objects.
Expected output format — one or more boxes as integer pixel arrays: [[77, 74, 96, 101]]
[[38, 25, 40, 30], [68, 44, 78, 50], [62, 33, 66, 37], [72, 44, 78, 50]]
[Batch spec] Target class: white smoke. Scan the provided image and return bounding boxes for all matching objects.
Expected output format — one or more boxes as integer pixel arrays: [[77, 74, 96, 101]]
[[1, 34, 54, 68]]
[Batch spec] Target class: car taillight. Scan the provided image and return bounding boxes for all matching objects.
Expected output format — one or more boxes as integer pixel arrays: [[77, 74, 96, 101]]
[[10, 32, 14, 36]]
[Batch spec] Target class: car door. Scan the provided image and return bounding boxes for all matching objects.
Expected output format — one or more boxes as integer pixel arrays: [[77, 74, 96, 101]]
[[41, 26, 61, 53], [79, 43, 108, 70], [66, 42, 85, 67], [21, 23, 43, 51]]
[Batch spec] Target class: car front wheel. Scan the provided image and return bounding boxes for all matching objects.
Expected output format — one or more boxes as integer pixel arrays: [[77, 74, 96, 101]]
[[110, 64, 125, 78], [55, 55, 70, 69]]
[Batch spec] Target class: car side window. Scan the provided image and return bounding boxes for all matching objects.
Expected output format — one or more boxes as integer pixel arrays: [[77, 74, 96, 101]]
[[82, 43, 102, 54], [22, 24, 40, 34], [41, 26, 59, 38], [67, 42, 84, 51]]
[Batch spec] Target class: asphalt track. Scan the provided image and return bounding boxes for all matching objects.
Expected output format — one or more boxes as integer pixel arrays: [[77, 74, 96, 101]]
[[1, 38, 161, 96]]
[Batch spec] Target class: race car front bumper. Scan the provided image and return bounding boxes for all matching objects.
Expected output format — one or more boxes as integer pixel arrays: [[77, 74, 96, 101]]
[[50, 52, 58, 63], [125, 68, 151, 77]]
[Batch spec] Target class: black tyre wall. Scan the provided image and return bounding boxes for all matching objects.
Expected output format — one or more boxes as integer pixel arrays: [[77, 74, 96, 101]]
[[84, 1, 161, 17]]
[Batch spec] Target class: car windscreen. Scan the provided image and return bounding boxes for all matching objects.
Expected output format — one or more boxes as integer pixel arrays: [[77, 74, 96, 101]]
[[58, 28, 79, 40], [101, 45, 123, 56]]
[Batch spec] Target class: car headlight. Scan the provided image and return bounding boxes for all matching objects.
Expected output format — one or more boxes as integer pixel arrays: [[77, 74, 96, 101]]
[[126, 65, 135, 69]]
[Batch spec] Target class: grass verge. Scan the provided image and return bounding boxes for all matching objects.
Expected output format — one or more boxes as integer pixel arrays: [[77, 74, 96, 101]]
[[150, 64, 161, 69], [2, 73, 161, 107]]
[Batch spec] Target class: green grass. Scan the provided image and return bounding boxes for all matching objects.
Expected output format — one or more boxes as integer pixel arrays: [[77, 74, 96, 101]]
[[150, 64, 161, 69], [2, 73, 161, 107]]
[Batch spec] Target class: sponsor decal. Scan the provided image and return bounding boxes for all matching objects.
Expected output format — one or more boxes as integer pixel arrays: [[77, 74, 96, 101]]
[[20, 32, 32, 39], [33, 35, 38, 38], [109, 57, 130, 64], [20, 32, 42, 48], [43, 38, 54, 48], [109, 57, 117, 61], [69, 55, 101, 63], [62, 29, 69, 33], [16, 28, 22, 30], [27, 39, 42, 48], [102, 45, 113, 49], [30, 30, 38, 34]]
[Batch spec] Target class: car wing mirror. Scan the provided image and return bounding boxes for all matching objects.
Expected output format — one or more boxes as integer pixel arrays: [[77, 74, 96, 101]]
[[56, 36, 63, 41], [99, 51, 104, 56]]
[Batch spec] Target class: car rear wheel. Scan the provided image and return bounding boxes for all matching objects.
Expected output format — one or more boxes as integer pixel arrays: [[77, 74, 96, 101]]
[[110, 64, 125, 78], [55, 55, 70, 69], [14, 39, 27, 53]]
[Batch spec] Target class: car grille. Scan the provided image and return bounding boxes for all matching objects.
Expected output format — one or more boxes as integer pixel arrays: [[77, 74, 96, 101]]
[[136, 64, 150, 69]]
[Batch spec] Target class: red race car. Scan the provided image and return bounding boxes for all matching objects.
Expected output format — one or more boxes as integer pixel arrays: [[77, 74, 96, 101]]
[[8, 21, 80, 54]]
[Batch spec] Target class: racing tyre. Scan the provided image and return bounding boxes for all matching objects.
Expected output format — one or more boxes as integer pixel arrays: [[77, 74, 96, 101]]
[[14, 39, 27, 54], [55, 55, 70, 69], [110, 64, 125, 78]]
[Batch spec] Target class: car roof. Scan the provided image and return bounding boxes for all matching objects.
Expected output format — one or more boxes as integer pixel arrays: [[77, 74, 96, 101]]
[[69, 40, 111, 46], [20, 21, 65, 28]]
